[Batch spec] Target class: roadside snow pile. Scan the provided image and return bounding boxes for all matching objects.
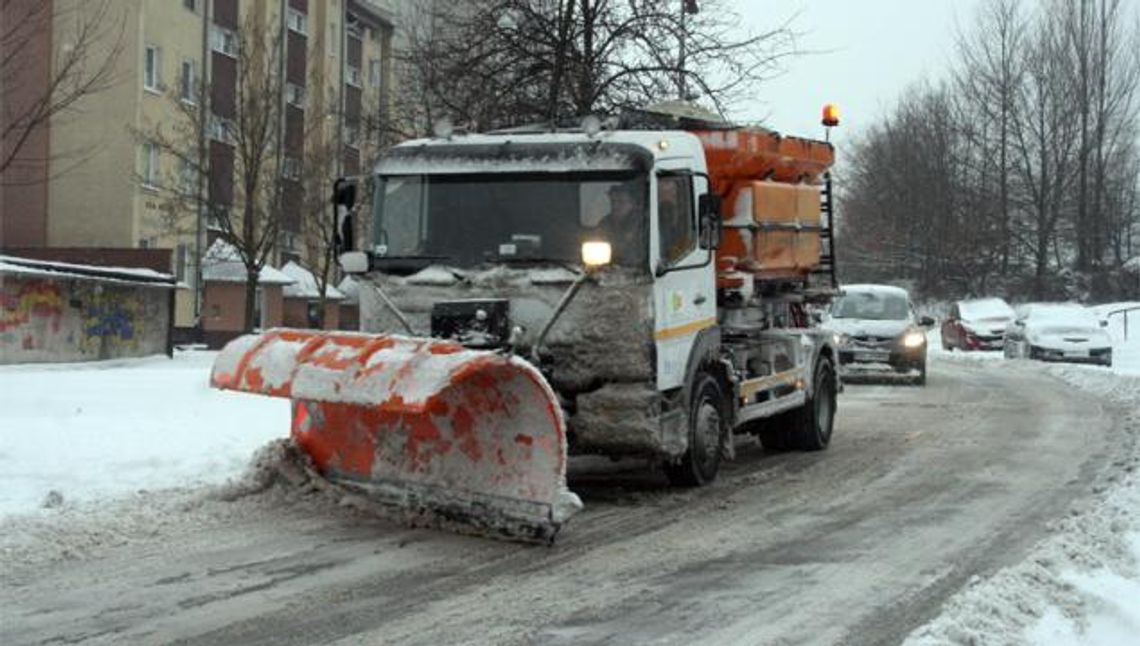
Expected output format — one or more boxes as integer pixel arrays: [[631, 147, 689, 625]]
[[904, 366, 1140, 645], [0, 350, 289, 518], [1093, 302, 1140, 376]]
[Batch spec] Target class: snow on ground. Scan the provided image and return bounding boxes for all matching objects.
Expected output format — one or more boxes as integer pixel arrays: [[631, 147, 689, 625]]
[[0, 350, 289, 518], [907, 330, 1140, 645], [2, 311, 1140, 643]]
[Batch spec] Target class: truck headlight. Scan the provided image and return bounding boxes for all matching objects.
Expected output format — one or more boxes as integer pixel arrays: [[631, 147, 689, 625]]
[[902, 331, 926, 348], [581, 241, 612, 268]]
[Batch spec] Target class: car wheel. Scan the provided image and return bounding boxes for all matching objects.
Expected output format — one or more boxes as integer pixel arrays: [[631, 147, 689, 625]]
[[664, 373, 726, 487], [913, 362, 927, 386]]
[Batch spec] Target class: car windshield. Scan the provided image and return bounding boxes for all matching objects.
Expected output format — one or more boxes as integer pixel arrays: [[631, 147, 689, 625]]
[[831, 291, 910, 320], [371, 172, 648, 269]]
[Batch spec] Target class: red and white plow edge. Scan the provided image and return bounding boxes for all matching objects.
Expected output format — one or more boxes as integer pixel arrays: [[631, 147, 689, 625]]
[[211, 329, 582, 541]]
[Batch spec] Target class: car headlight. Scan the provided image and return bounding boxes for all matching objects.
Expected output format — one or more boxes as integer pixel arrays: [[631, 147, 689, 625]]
[[835, 333, 851, 347], [902, 331, 926, 348]]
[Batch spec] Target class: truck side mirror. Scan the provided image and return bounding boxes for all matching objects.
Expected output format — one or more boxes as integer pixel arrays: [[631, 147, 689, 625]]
[[333, 178, 357, 254], [698, 193, 722, 250]]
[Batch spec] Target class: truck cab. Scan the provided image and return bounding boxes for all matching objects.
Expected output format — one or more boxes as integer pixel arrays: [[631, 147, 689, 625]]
[[342, 121, 838, 486]]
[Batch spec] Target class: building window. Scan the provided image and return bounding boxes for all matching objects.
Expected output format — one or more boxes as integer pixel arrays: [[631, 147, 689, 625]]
[[347, 16, 363, 39], [210, 25, 238, 57], [208, 205, 229, 229], [208, 114, 236, 144], [287, 8, 307, 35], [175, 244, 188, 281], [141, 142, 159, 189], [286, 82, 305, 108], [344, 122, 360, 149], [183, 0, 198, 12], [369, 59, 381, 87], [346, 65, 362, 88], [180, 60, 197, 104], [329, 24, 337, 56], [179, 158, 197, 196], [282, 157, 302, 180], [144, 45, 161, 92]]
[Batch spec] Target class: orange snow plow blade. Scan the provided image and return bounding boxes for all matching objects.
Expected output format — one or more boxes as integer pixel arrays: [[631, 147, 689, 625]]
[[211, 329, 582, 541]]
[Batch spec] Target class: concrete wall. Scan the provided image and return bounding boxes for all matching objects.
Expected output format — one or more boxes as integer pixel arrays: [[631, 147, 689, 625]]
[[1, 273, 172, 363]]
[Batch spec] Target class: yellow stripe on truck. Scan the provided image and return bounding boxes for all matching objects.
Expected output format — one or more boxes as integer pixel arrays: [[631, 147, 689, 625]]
[[654, 317, 716, 341]]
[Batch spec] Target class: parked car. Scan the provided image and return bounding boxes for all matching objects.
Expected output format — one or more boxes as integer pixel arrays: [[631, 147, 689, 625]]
[[827, 284, 935, 385], [941, 297, 1016, 351], [1003, 303, 1112, 366]]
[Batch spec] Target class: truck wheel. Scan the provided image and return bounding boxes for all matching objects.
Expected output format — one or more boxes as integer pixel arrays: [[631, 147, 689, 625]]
[[758, 358, 836, 452], [665, 374, 726, 487], [790, 358, 837, 451]]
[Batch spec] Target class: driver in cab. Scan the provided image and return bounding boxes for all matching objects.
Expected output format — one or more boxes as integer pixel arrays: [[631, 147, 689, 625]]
[[594, 182, 645, 264]]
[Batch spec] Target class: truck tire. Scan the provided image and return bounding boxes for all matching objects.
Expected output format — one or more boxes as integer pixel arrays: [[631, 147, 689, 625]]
[[760, 358, 836, 452], [664, 373, 726, 487]]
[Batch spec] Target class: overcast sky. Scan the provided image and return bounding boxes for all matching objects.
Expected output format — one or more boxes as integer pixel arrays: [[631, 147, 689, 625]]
[[729, 0, 972, 150]]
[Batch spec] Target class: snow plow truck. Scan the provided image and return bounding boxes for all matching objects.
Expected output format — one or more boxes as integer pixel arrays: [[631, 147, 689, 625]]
[[211, 104, 841, 542]]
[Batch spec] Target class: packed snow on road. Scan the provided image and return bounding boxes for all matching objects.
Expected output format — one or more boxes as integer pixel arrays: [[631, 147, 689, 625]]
[[2, 305, 1140, 644]]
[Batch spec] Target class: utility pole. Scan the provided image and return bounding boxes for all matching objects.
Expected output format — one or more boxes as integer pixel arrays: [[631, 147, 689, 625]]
[[678, 0, 699, 100], [194, 0, 211, 332]]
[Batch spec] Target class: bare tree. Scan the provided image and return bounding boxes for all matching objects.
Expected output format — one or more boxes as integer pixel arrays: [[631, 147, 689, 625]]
[[0, 0, 124, 179], [953, 0, 1026, 275], [389, 0, 799, 136], [140, 14, 285, 332], [294, 95, 351, 330], [841, 0, 1140, 301]]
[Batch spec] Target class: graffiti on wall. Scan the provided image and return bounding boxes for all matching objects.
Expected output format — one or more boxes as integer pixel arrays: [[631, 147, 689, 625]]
[[3, 274, 169, 362], [80, 287, 159, 354], [1, 280, 64, 350]]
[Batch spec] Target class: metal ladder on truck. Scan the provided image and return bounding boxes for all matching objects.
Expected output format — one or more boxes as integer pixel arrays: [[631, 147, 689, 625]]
[[810, 172, 838, 292]]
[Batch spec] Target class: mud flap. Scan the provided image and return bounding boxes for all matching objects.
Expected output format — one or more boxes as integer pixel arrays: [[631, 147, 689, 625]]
[[211, 329, 582, 541]]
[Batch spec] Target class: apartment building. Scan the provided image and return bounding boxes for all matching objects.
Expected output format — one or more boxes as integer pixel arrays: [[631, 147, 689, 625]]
[[1, 0, 404, 329]]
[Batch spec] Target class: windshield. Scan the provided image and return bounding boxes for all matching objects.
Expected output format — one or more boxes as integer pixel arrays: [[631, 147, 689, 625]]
[[371, 172, 648, 269], [831, 291, 910, 320]]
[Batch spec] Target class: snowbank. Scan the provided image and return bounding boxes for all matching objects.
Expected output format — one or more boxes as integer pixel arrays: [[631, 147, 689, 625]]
[[0, 350, 289, 518], [906, 357, 1140, 645]]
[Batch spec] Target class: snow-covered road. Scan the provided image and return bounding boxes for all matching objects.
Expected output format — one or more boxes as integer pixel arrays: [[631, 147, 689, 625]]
[[3, 347, 1139, 645]]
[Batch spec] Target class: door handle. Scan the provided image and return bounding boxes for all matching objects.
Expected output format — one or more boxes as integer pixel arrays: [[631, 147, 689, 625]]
[[693, 294, 707, 305]]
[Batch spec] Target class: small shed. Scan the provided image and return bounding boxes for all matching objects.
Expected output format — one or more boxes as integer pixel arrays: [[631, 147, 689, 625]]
[[280, 261, 345, 330], [1, 255, 176, 363], [201, 241, 295, 349]]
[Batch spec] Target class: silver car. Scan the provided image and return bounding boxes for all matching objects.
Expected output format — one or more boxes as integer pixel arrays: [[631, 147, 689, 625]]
[[1003, 303, 1112, 367]]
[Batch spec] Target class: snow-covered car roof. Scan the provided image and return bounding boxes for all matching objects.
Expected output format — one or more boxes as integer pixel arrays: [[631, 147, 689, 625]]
[[840, 284, 910, 298], [1018, 302, 1100, 325], [958, 297, 1015, 320]]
